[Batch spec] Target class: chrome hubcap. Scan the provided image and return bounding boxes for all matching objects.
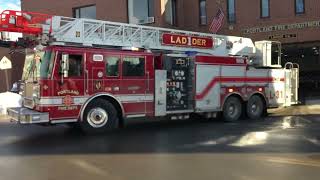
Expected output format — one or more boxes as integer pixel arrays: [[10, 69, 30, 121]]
[[251, 103, 258, 113], [87, 108, 108, 128], [228, 105, 235, 116]]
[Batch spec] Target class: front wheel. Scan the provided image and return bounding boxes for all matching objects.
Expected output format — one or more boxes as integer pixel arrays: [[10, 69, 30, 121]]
[[81, 99, 119, 134], [246, 95, 265, 120], [223, 96, 242, 122]]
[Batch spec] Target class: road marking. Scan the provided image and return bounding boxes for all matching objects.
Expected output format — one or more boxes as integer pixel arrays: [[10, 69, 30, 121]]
[[266, 157, 320, 168], [303, 137, 320, 146], [70, 159, 110, 177], [70, 159, 126, 180]]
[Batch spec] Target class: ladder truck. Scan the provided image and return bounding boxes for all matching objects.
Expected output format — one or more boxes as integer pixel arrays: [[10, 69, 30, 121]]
[[1, 10, 299, 133]]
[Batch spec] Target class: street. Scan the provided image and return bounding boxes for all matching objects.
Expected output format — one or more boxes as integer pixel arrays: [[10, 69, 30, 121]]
[[0, 105, 320, 180]]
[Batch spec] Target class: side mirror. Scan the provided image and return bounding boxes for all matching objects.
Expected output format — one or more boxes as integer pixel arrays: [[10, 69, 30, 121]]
[[62, 54, 69, 78]]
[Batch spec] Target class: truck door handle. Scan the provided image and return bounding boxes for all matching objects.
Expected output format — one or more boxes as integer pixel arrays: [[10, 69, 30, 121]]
[[85, 70, 89, 94], [146, 71, 150, 91]]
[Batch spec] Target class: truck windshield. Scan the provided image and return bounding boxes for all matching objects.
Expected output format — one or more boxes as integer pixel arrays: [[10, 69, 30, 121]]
[[22, 50, 54, 81], [40, 50, 54, 78]]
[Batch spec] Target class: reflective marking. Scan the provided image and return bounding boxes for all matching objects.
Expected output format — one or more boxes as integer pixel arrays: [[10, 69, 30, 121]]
[[71, 160, 109, 176], [39, 98, 63, 105], [39, 94, 154, 106], [116, 94, 154, 102], [73, 97, 88, 104], [51, 119, 78, 124], [126, 114, 146, 118]]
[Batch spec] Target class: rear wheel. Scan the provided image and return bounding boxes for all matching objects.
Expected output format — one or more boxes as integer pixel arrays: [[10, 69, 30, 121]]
[[246, 95, 265, 120], [81, 99, 118, 134], [223, 96, 242, 122]]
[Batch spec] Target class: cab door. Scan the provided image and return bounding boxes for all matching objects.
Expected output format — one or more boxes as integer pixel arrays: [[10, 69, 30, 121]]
[[51, 51, 85, 120], [120, 55, 152, 117]]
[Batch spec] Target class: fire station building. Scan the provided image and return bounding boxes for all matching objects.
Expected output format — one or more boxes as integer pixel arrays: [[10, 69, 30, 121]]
[[1, 0, 319, 98]]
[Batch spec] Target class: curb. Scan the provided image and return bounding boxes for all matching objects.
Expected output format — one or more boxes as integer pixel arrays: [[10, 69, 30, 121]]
[[268, 106, 287, 114]]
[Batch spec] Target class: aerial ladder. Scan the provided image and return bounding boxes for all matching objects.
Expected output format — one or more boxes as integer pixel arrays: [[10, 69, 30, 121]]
[[0, 10, 256, 57]]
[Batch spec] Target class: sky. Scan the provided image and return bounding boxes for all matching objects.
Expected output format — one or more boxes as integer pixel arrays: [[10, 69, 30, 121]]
[[0, 0, 21, 13]]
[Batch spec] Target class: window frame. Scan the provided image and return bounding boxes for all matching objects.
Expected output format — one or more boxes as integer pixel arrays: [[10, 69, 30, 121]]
[[122, 56, 146, 78], [199, 0, 207, 25], [57, 52, 84, 78], [67, 54, 84, 77], [127, 0, 155, 24], [260, 0, 270, 18], [295, 0, 305, 15], [227, 0, 236, 23], [147, 0, 154, 17], [105, 55, 120, 78], [72, 4, 96, 19], [165, 0, 177, 26]]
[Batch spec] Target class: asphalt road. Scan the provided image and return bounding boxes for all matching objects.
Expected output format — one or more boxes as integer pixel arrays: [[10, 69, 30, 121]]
[[0, 105, 320, 180]]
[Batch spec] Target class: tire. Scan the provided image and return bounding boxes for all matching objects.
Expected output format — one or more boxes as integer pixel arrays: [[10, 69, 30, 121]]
[[246, 95, 265, 120], [223, 96, 242, 122], [81, 99, 119, 134]]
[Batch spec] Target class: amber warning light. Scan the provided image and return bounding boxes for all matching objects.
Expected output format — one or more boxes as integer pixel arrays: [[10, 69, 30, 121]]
[[162, 33, 214, 49]]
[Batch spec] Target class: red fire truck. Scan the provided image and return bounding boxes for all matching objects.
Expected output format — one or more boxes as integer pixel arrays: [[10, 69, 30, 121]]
[[1, 10, 299, 133]]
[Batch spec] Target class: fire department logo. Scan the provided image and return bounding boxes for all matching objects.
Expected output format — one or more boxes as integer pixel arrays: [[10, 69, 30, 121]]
[[43, 85, 49, 90], [63, 95, 73, 106]]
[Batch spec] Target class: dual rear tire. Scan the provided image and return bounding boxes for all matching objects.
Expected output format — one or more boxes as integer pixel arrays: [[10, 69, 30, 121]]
[[246, 95, 265, 120], [223, 95, 265, 122]]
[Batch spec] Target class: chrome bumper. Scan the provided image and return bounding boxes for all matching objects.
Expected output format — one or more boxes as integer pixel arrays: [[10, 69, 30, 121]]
[[7, 107, 49, 124]]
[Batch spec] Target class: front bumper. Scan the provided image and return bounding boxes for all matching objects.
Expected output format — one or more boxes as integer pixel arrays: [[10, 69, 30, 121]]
[[7, 107, 49, 124]]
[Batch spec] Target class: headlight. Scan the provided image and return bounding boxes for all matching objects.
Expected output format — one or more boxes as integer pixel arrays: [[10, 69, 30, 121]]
[[33, 85, 40, 98], [19, 83, 25, 95]]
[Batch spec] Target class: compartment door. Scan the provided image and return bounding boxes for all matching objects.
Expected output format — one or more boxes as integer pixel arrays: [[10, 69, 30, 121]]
[[155, 70, 167, 116]]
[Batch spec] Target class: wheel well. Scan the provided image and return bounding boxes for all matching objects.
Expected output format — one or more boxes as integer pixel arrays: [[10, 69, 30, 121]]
[[81, 95, 124, 128], [97, 96, 124, 127], [223, 93, 244, 108]]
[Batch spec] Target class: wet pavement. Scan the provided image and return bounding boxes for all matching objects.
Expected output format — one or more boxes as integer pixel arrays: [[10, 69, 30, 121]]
[[0, 105, 320, 180]]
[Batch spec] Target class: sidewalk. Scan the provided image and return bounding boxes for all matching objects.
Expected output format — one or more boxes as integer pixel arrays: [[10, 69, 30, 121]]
[[268, 104, 320, 117]]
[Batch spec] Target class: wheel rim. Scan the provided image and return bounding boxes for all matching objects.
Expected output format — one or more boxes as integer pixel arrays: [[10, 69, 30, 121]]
[[250, 102, 260, 115], [87, 108, 108, 128], [228, 104, 237, 117]]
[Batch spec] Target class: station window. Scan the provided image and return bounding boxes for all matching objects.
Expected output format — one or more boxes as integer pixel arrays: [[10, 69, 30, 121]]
[[295, 0, 305, 14], [260, 0, 270, 18], [199, 0, 207, 25], [128, 0, 154, 24], [122, 57, 145, 77], [165, 0, 177, 25], [105, 56, 120, 77], [73, 5, 96, 19], [227, 0, 236, 23]]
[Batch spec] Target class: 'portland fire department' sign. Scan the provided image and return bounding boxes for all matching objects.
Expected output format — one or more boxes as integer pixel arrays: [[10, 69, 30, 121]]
[[162, 33, 214, 49]]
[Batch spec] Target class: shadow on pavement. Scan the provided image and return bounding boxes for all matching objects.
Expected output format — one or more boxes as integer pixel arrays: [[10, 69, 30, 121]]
[[0, 114, 319, 156]]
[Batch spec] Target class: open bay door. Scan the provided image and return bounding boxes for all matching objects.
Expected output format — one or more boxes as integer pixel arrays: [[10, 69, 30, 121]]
[[284, 63, 299, 106]]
